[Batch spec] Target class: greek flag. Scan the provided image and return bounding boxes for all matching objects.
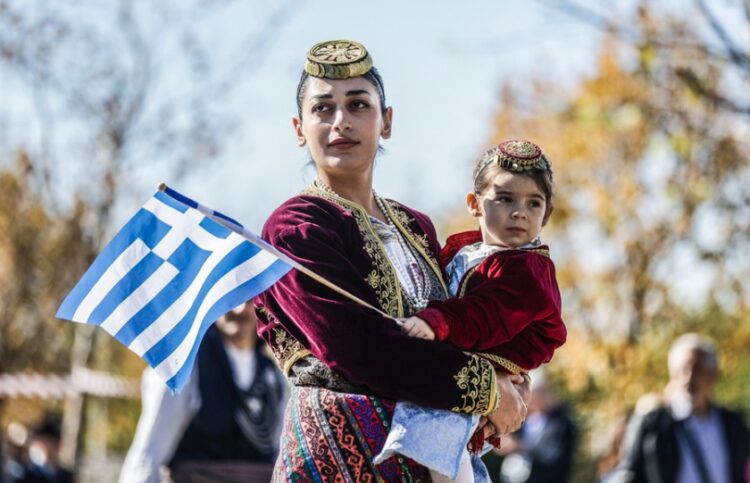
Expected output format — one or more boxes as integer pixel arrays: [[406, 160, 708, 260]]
[[57, 185, 292, 391]]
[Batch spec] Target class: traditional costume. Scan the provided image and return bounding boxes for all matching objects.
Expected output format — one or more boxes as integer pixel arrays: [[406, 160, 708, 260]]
[[419, 230, 566, 372], [255, 40, 500, 483], [376, 140, 567, 481]]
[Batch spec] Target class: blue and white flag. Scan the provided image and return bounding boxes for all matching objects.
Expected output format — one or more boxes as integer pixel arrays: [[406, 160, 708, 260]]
[[57, 186, 292, 391]]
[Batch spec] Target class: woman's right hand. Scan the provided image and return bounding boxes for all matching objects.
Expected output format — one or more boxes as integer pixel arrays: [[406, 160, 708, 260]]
[[486, 373, 527, 435], [401, 316, 435, 340]]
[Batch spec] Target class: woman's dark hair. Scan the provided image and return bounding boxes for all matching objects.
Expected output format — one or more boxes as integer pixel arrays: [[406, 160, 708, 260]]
[[296, 67, 387, 118]]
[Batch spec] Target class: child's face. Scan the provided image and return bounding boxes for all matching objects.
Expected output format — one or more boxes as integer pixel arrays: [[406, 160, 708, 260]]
[[467, 170, 550, 248]]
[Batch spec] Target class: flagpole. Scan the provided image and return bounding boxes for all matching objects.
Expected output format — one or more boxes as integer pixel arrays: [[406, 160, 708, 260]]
[[233, 227, 395, 321], [159, 184, 399, 323]]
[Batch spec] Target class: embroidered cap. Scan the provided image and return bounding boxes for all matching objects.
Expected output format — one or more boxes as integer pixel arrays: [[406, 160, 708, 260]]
[[473, 139, 552, 184], [304, 39, 374, 79]]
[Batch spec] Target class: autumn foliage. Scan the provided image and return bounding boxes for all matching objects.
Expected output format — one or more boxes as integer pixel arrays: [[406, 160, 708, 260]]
[[449, 3, 750, 477]]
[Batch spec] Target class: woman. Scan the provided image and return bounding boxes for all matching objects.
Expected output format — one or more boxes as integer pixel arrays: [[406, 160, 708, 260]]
[[255, 39, 527, 481]]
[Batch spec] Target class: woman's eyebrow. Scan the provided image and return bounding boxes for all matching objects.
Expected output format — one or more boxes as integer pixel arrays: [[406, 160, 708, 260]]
[[346, 89, 371, 97], [310, 90, 370, 100]]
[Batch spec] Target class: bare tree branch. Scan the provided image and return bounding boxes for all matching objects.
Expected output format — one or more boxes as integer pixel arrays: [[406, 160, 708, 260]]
[[0, 1, 304, 468], [533, 0, 611, 29], [198, 0, 303, 100], [535, 0, 744, 65], [675, 67, 750, 115], [117, 0, 151, 146], [31, 73, 55, 199], [694, 0, 750, 71]]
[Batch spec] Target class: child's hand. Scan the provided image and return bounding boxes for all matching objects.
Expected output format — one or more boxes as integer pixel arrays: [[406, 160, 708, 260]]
[[402, 316, 435, 340]]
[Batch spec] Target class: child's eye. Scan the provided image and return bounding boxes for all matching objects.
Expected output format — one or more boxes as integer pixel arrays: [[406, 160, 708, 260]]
[[497, 196, 512, 203], [529, 200, 543, 208]]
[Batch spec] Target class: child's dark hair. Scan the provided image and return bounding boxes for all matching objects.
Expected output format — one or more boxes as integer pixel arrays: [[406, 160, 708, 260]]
[[295, 67, 387, 118]]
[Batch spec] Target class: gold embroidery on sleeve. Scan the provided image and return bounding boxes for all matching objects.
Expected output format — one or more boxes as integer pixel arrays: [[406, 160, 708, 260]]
[[451, 354, 497, 415], [271, 327, 311, 376]]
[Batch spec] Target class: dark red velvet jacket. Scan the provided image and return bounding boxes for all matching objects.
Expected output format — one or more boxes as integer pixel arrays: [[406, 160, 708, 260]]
[[255, 194, 497, 414], [417, 230, 567, 372]]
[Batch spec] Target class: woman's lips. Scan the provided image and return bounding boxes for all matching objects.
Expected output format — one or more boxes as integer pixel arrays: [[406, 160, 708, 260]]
[[328, 138, 358, 149]]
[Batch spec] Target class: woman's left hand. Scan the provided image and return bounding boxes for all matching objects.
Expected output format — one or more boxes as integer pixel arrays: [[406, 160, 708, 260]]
[[488, 373, 528, 435], [514, 373, 531, 406], [477, 416, 496, 439]]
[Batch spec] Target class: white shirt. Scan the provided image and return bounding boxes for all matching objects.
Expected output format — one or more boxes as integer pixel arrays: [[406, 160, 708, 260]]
[[118, 344, 284, 483], [225, 344, 255, 391], [445, 242, 505, 296], [521, 411, 549, 448], [370, 217, 422, 303]]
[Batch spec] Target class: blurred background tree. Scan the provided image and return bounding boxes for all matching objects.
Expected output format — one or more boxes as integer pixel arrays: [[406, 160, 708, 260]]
[[454, 0, 750, 479], [2, 0, 749, 480], [0, 0, 299, 473]]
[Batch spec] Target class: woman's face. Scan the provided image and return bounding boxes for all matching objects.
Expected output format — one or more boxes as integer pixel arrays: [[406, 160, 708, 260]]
[[293, 76, 392, 178]]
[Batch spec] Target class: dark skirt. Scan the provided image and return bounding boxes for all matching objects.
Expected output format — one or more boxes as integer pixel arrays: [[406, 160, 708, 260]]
[[272, 385, 431, 482]]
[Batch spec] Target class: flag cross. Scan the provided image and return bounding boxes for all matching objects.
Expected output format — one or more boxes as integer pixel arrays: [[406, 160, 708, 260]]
[[57, 189, 291, 391]]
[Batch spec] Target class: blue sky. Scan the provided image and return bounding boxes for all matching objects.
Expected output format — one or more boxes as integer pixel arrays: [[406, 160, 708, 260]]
[[6, 0, 743, 327], [1, 1, 608, 233], [129, 0, 606, 232]]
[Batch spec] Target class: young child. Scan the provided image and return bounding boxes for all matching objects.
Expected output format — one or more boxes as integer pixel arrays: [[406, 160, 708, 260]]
[[374, 139, 567, 482]]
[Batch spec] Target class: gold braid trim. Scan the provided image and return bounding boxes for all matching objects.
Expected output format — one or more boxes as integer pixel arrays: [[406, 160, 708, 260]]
[[477, 353, 527, 376], [381, 200, 449, 298], [451, 354, 498, 415], [459, 247, 549, 298], [458, 266, 478, 298], [270, 326, 310, 377], [303, 183, 403, 317], [283, 350, 312, 376], [486, 375, 500, 416], [529, 247, 550, 258]]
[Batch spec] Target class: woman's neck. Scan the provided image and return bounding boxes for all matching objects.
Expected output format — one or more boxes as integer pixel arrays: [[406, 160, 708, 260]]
[[318, 172, 384, 221]]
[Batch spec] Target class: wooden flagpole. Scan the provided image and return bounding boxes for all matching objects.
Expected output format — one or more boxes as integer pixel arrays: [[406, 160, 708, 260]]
[[159, 184, 398, 322]]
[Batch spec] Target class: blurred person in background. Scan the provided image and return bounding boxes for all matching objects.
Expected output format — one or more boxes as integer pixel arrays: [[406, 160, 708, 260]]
[[118, 302, 286, 483], [3, 422, 29, 483], [597, 414, 630, 483], [598, 394, 663, 483], [5, 415, 72, 483], [488, 369, 577, 483], [613, 333, 750, 483]]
